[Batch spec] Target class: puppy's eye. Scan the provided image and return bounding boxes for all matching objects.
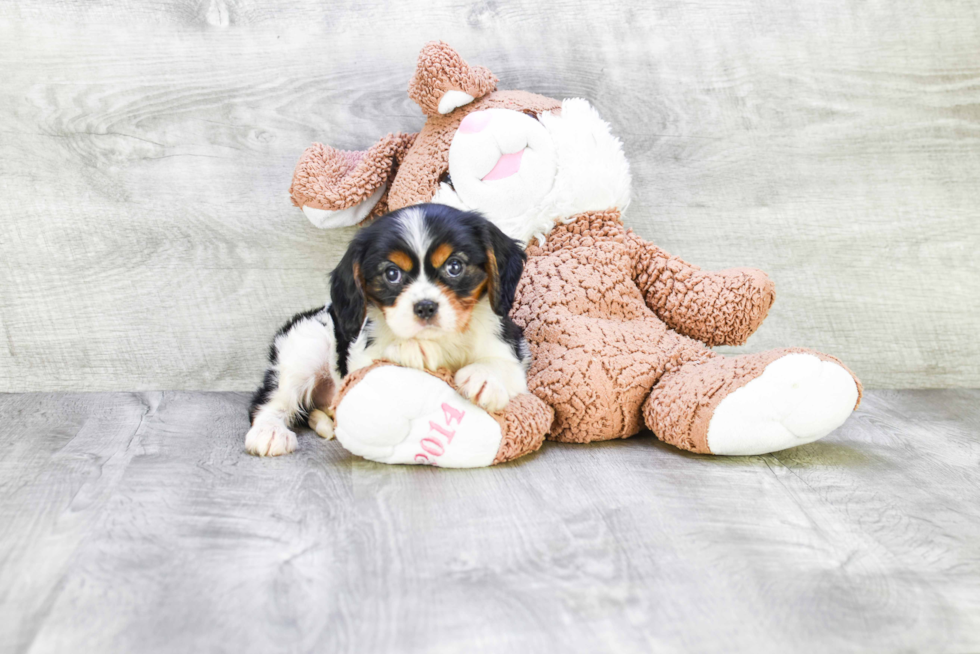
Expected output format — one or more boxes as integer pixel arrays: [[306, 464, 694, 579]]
[[444, 258, 464, 278], [384, 266, 402, 284]]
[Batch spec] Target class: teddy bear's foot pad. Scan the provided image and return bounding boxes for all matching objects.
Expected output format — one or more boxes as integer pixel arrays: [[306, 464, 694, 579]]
[[334, 366, 503, 467], [707, 353, 858, 456]]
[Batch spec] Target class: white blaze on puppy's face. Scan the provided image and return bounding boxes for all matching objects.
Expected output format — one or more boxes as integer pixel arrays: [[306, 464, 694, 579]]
[[397, 206, 431, 259], [383, 276, 459, 340]]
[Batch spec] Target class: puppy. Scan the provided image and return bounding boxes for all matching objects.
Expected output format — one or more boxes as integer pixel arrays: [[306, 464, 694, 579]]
[[245, 203, 528, 457]]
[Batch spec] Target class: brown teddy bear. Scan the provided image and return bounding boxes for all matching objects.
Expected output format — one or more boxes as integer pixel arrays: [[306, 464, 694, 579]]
[[248, 41, 861, 466]]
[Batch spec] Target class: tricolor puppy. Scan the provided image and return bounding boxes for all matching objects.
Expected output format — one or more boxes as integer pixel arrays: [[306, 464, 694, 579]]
[[245, 203, 528, 457], [337, 203, 530, 409]]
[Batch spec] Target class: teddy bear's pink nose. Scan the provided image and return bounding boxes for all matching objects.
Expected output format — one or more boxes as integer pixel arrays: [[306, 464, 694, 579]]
[[458, 110, 491, 134]]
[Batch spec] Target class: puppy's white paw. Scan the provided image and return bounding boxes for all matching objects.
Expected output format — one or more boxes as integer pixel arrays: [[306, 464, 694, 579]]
[[308, 409, 335, 440], [245, 420, 298, 457], [384, 340, 436, 371], [455, 363, 516, 413]]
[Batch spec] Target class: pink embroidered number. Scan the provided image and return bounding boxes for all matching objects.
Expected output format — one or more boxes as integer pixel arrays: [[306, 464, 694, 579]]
[[442, 403, 464, 426], [428, 420, 454, 443], [420, 438, 445, 456], [414, 402, 465, 465]]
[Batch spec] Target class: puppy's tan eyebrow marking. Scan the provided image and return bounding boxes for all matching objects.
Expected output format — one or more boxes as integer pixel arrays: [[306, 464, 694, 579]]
[[388, 251, 413, 271], [431, 243, 453, 268]]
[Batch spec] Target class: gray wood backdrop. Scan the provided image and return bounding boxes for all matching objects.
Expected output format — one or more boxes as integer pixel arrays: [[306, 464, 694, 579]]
[[1, 0, 978, 392]]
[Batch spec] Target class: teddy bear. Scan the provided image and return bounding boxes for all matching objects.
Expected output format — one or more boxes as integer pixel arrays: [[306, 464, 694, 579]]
[[273, 41, 861, 467]]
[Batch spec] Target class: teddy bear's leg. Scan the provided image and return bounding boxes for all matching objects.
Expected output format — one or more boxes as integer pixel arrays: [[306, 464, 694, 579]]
[[524, 314, 715, 443], [643, 348, 862, 455], [329, 362, 552, 467]]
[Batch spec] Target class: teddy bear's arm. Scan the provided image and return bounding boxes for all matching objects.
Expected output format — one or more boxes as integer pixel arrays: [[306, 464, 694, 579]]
[[627, 230, 776, 346]]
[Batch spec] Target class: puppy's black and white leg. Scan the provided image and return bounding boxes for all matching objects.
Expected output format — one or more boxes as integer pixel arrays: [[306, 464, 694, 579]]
[[246, 305, 344, 456]]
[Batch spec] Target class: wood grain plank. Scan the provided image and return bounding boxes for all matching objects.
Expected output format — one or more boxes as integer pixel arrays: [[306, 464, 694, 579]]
[[0, 0, 978, 391], [0, 393, 153, 653], [0, 390, 978, 653]]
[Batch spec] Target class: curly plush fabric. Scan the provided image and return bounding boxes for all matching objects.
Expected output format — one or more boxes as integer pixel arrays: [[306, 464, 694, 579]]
[[408, 41, 498, 116], [489, 393, 553, 464], [289, 132, 417, 219], [514, 210, 714, 444], [628, 231, 776, 347]]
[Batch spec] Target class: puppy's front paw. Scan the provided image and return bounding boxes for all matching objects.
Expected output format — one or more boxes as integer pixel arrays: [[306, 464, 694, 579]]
[[455, 363, 516, 413], [384, 340, 436, 371], [308, 409, 335, 440], [245, 420, 298, 457]]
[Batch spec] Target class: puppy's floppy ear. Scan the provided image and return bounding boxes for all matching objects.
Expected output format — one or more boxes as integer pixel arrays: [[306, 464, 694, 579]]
[[481, 220, 526, 317], [329, 240, 368, 339]]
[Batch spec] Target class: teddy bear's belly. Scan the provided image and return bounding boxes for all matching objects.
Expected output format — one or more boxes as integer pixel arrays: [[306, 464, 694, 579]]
[[516, 242, 650, 321], [511, 242, 691, 443]]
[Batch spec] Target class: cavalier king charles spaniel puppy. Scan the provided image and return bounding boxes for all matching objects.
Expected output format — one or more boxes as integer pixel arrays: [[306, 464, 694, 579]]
[[246, 203, 528, 456]]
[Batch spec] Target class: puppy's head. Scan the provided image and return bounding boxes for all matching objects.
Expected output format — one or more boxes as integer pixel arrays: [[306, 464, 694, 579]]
[[330, 203, 525, 341]]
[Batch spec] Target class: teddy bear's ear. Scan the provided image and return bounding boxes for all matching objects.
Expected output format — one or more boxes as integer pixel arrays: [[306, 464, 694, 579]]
[[289, 132, 417, 229], [408, 41, 498, 116]]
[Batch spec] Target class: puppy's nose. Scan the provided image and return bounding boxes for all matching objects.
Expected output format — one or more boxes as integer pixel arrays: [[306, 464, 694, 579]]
[[413, 300, 439, 321]]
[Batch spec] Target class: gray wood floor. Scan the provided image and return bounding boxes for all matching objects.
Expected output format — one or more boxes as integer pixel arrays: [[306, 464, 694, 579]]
[[1, 390, 979, 653]]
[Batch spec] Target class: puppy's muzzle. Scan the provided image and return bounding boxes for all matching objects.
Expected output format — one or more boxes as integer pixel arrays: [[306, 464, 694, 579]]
[[413, 299, 439, 321]]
